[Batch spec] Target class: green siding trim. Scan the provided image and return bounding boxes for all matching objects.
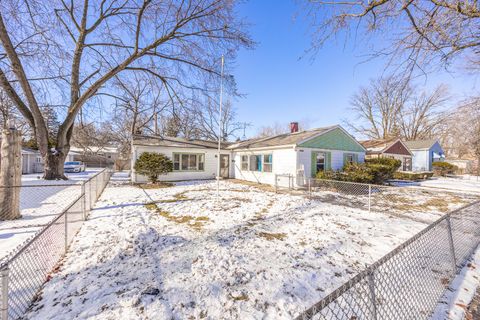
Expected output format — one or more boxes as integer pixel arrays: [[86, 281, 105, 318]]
[[299, 127, 364, 152]]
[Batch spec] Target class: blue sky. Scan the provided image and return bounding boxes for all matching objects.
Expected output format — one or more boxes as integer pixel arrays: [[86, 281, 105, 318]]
[[231, 0, 479, 138]]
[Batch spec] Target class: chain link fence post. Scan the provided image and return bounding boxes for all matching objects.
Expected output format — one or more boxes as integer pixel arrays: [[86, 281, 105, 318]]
[[367, 271, 378, 320], [1, 266, 8, 320], [368, 184, 372, 213], [64, 210, 68, 254], [308, 178, 311, 199], [274, 174, 278, 193], [446, 215, 457, 273], [81, 183, 86, 220]]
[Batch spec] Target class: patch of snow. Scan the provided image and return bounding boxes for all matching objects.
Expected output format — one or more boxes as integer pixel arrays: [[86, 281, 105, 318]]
[[0, 169, 104, 261], [431, 245, 480, 320], [419, 178, 480, 194], [25, 180, 433, 319]]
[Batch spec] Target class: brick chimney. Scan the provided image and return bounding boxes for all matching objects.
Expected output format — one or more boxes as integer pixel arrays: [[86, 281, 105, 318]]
[[290, 122, 299, 133]]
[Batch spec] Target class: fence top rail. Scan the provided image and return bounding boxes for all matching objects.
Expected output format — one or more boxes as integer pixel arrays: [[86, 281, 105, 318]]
[[295, 199, 480, 319], [309, 178, 384, 188], [0, 168, 109, 189], [0, 192, 85, 270], [0, 169, 111, 270]]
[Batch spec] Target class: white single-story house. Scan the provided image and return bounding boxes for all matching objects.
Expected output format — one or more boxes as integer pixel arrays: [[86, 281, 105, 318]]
[[131, 124, 366, 188], [361, 138, 413, 171], [404, 139, 445, 172]]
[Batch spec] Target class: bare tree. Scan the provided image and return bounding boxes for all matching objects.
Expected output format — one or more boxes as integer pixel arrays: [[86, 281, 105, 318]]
[[256, 121, 310, 138], [399, 85, 449, 140], [72, 122, 115, 155], [0, 90, 28, 134], [193, 98, 243, 141], [0, 0, 252, 179], [111, 74, 170, 136], [347, 76, 449, 140], [346, 76, 409, 139], [443, 98, 480, 172], [304, 0, 480, 73]]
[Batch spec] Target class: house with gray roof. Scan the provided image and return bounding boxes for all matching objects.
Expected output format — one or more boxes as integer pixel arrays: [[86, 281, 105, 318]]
[[131, 124, 366, 187], [404, 139, 445, 172]]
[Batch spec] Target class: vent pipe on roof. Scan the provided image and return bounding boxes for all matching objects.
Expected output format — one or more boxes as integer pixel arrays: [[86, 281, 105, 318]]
[[290, 122, 299, 133]]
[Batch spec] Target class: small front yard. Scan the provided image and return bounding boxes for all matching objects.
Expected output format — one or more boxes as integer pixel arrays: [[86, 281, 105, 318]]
[[25, 179, 443, 319], [0, 169, 102, 261]]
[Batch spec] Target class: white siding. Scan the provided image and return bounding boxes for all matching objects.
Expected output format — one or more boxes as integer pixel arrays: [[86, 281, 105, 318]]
[[411, 150, 429, 172], [131, 145, 232, 183], [233, 148, 297, 187]]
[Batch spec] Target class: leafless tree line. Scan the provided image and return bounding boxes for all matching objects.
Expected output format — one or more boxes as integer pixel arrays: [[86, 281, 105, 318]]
[[0, 0, 252, 179], [346, 75, 449, 140]]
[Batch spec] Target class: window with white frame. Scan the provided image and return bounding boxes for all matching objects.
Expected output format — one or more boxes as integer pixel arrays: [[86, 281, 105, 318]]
[[263, 154, 272, 172], [345, 153, 355, 165], [173, 153, 204, 171], [241, 155, 248, 170]]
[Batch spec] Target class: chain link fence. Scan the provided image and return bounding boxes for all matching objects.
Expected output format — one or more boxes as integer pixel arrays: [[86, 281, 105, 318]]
[[274, 174, 295, 193], [306, 178, 478, 217], [295, 200, 480, 320], [0, 169, 112, 320]]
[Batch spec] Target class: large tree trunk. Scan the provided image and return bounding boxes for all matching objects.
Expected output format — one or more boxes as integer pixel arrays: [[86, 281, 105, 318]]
[[0, 128, 22, 220], [42, 151, 68, 180]]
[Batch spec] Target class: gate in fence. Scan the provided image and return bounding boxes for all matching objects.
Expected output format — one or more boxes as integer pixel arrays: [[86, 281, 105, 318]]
[[0, 169, 112, 320], [295, 200, 480, 320]]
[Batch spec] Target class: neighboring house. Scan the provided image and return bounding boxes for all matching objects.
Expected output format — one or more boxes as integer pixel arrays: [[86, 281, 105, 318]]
[[131, 124, 366, 188], [361, 138, 413, 171], [20, 149, 80, 174], [21, 148, 44, 174], [69, 146, 119, 168], [404, 139, 445, 172]]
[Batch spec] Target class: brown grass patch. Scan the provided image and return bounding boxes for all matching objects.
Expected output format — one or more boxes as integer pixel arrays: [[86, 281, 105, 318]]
[[258, 232, 287, 241], [145, 203, 209, 230], [230, 293, 249, 301], [228, 179, 276, 193], [139, 182, 173, 189], [144, 203, 158, 211]]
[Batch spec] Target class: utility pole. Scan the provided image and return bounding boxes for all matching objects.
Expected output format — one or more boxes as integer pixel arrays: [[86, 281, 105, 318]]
[[217, 55, 224, 198]]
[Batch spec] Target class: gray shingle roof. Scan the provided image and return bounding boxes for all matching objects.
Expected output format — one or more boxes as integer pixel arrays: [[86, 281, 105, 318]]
[[227, 125, 338, 149], [404, 139, 438, 150], [132, 135, 232, 149]]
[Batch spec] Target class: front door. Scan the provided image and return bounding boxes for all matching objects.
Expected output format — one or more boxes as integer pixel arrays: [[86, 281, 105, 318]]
[[220, 154, 230, 178]]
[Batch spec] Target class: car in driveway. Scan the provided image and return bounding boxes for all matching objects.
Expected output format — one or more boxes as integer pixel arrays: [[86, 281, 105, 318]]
[[64, 161, 86, 173]]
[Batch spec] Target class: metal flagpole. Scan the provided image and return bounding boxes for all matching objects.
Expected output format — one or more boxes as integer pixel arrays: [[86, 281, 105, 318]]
[[217, 55, 224, 198]]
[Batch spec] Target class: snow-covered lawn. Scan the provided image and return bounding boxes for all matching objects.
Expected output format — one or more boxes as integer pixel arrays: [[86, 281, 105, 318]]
[[432, 246, 480, 320], [26, 179, 440, 319], [311, 185, 478, 224], [419, 177, 480, 194], [0, 169, 102, 261]]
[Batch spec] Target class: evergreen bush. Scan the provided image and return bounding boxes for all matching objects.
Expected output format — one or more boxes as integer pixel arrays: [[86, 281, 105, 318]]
[[134, 152, 173, 183]]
